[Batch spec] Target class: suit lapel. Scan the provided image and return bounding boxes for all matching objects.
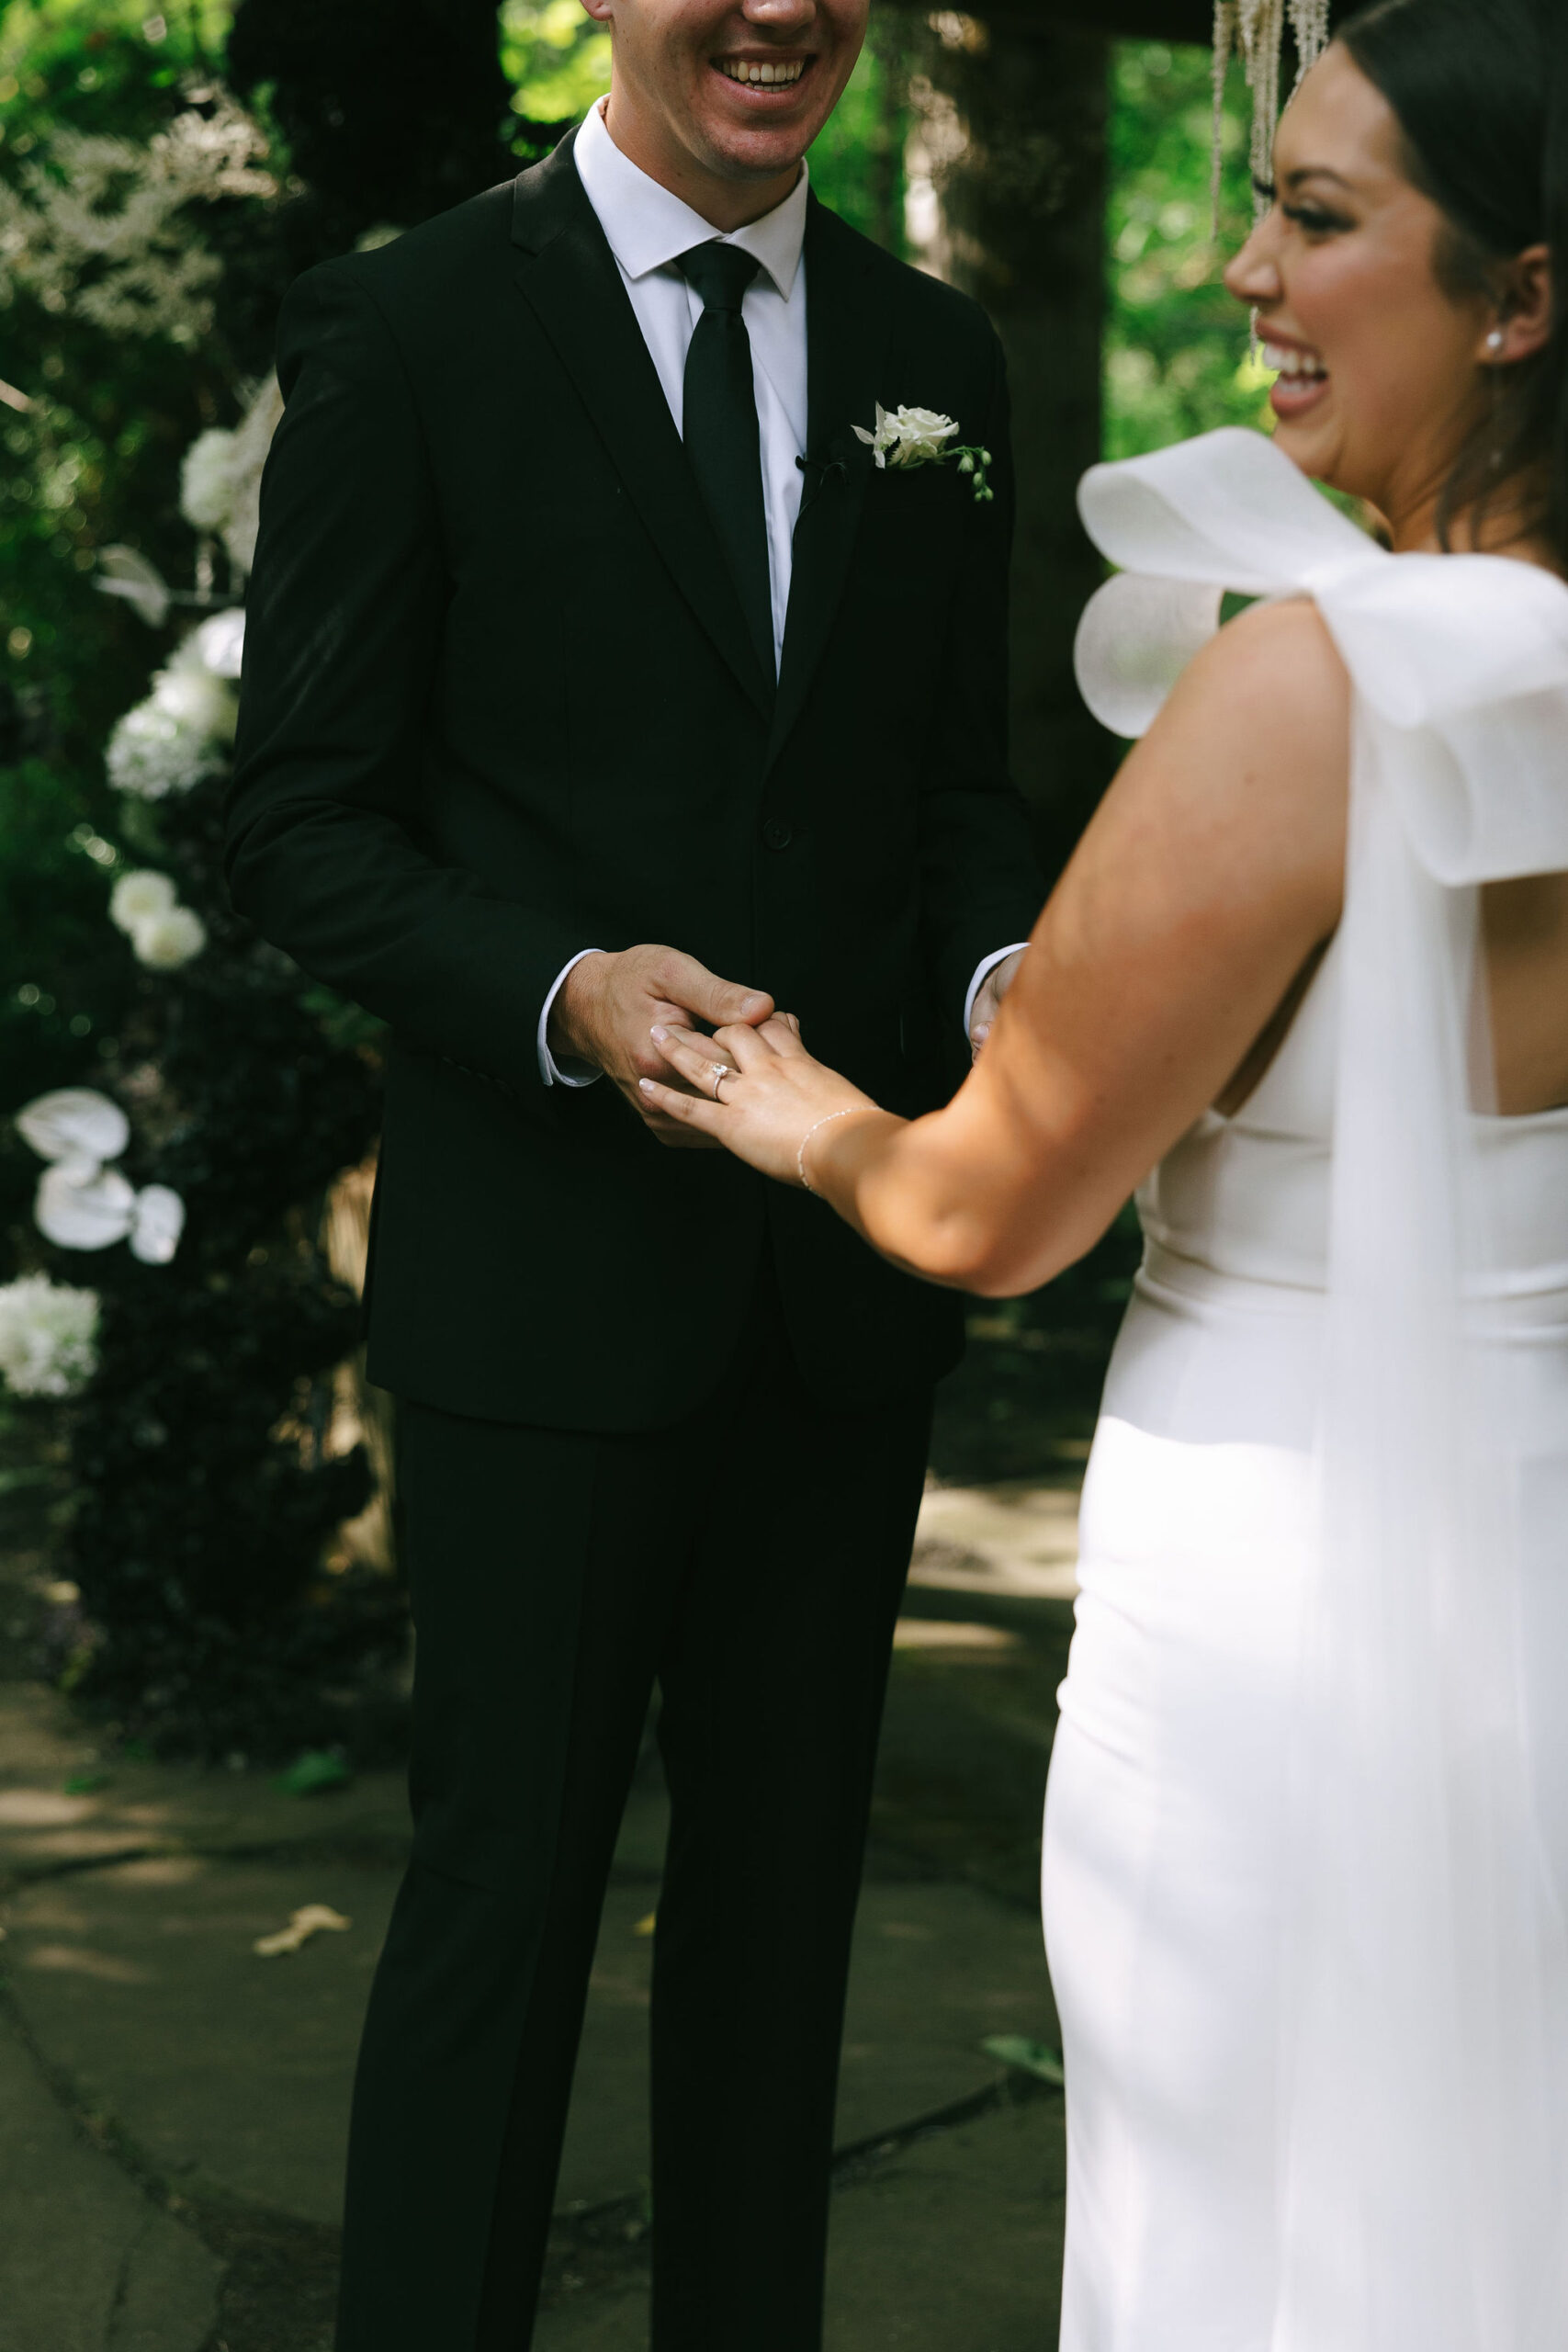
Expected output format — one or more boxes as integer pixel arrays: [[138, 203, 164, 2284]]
[[765, 199, 894, 772], [510, 140, 773, 721]]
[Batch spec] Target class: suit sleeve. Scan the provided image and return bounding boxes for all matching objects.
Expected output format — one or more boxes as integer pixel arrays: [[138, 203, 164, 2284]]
[[917, 327, 1043, 1035], [225, 262, 588, 1112]]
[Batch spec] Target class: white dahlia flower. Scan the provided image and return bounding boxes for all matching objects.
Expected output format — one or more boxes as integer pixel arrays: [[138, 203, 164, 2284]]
[[131, 905, 207, 970], [107, 698, 225, 800], [0, 1273, 100, 1399], [179, 424, 237, 532], [109, 868, 177, 935]]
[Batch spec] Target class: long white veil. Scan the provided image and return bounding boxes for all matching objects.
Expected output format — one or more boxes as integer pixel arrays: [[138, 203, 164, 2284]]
[[1075, 427, 1568, 2350]]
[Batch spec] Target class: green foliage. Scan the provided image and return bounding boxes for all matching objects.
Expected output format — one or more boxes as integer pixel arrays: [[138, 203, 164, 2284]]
[[807, 33, 905, 254], [501, 0, 609, 141], [1105, 39, 1276, 461]]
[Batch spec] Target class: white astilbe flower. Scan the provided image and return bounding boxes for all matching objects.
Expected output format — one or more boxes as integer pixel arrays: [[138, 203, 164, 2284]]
[[131, 905, 207, 969], [220, 374, 283, 576], [0, 1274, 100, 1399], [109, 869, 177, 934], [0, 94, 276, 345], [107, 698, 224, 800], [180, 424, 237, 531]]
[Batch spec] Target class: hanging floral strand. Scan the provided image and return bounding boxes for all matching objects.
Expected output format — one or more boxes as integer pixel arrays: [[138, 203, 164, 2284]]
[[1212, 0, 1334, 234]]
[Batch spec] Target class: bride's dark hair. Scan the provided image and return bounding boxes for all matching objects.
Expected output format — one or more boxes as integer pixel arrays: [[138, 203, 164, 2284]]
[[1338, 0, 1568, 560]]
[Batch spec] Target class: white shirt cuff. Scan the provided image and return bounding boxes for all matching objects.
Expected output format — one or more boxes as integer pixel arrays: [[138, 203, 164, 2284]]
[[964, 944, 1029, 1041], [537, 949, 608, 1087]]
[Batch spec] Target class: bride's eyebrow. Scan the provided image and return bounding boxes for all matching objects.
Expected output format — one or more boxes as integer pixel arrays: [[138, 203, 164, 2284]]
[[1280, 164, 1355, 192]]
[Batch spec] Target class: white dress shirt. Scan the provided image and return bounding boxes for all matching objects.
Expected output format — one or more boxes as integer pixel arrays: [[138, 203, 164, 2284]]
[[537, 100, 1023, 1087]]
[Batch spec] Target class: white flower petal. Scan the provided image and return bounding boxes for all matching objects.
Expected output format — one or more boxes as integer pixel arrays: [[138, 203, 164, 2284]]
[[131, 906, 207, 969], [109, 868, 177, 934], [192, 607, 245, 679], [130, 1184, 185, 1265], [151, 659, 238, 744], [179, 425, 237, 532], [16, 1089, 130, 1168], [93, 545, 170, 628], [36, 1163, 137, 1251]]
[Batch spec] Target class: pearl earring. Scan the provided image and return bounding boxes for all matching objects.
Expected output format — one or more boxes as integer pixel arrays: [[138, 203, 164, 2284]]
[[1487, 328, 1506, 354]]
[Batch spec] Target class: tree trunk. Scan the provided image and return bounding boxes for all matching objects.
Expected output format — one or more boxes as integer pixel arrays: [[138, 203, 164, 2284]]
[[904, 8, 1119, 879]]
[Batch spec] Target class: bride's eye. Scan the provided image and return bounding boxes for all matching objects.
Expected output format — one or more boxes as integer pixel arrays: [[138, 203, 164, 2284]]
[[1280, 199, 1351, 236]]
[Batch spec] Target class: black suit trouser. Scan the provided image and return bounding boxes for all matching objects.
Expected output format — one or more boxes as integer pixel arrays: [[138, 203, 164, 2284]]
[[334, 1267, 932, 2352]]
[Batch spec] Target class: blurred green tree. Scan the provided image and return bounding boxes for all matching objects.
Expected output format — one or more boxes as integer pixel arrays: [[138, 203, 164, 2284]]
[[1105, 38, 1275, 458]]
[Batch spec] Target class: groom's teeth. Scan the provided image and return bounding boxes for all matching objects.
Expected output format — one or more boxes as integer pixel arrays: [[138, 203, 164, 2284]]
[[718, 57, 805, 84]]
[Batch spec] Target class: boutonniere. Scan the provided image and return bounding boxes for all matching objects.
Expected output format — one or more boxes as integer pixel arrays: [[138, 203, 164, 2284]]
[[852, 404, 994, 503]]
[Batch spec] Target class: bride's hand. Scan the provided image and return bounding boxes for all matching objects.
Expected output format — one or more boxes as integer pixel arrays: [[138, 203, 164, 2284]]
[[639, 1015, 880, 1188]]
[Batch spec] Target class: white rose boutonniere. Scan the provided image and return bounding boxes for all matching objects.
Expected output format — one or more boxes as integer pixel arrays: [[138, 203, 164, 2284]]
[[852, 403, 995, 502]]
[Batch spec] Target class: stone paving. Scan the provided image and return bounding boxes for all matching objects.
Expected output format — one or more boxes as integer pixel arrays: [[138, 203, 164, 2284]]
[[0, 1476, 1080, 2351]]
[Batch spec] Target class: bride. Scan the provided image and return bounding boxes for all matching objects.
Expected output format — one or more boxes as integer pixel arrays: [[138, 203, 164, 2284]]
[[642, 0, 1568, 2339]]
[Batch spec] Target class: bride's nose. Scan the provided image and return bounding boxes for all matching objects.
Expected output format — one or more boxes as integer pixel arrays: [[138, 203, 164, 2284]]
[[1224, 222, 1283, 309]]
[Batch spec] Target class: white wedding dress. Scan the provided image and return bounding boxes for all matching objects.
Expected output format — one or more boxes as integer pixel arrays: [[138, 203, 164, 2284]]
[[1041, 430, 1568, 2351]]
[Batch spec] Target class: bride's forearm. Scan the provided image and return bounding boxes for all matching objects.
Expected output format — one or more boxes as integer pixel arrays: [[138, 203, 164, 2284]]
[[807, 1104, 1027, 1292]]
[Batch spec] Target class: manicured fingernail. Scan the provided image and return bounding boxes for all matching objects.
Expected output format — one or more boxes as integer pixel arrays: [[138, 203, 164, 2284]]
[[649, 1024, 669, 1042], [638, 1078, 655, 1091]]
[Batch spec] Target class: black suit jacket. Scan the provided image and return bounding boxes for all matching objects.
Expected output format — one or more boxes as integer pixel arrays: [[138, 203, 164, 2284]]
[[226, 134, 1043, 1430]]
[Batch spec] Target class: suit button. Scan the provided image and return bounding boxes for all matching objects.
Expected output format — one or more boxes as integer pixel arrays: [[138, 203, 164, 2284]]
[[762, 818, 793, 851]]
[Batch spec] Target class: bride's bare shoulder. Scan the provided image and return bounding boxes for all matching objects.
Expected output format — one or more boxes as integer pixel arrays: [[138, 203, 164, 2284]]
[[1084, 592, 1349, 933], [1162, 593, 1350, 778]]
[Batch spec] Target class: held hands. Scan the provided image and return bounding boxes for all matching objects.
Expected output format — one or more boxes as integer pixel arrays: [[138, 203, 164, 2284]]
[[639, 1014, 878, 1189], [549, 946, 773, 1148]]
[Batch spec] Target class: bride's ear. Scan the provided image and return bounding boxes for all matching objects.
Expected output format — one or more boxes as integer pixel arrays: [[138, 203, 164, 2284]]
[[1481, 244, 1552, 368]]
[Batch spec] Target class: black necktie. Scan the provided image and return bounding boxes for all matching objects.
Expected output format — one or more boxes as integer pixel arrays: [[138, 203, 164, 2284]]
[[676, 242, 773, 687]]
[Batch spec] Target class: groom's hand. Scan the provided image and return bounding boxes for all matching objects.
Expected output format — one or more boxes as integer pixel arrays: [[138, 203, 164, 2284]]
[[550, 945, 774, 1148]]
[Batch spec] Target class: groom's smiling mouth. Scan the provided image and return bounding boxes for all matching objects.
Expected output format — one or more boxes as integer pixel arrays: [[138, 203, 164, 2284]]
[[713, 51, 813, 94]]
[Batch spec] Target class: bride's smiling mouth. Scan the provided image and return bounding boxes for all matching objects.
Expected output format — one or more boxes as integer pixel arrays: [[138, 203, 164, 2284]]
[[1261, 333, 1332, 421], [711, 51, 815, 99]]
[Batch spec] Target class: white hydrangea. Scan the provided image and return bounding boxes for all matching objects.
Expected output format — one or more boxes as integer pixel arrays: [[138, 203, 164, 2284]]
[[152, 631, 238, 743], [0, 1273, 100, 1399], [192, 606, 244, 679], [109, 869, 177, 934], [180, 424, 237, 532], [107, 699, 224, 800], [131, 905, 207, 969]]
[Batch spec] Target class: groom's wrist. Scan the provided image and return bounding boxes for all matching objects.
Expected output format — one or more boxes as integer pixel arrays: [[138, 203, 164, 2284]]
[[543, 948, 613, 1080]]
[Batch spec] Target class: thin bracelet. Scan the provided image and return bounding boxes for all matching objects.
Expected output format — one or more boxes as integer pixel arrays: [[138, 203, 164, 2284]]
[[796, 1108, 861, 1196]]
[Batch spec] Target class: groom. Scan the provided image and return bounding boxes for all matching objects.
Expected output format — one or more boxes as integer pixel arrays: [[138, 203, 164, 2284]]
[[227, 0, 1040, 2341]]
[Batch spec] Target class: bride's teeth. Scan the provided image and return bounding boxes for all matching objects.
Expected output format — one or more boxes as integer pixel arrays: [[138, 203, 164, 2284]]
[[1262, 342, 1326, 380]]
